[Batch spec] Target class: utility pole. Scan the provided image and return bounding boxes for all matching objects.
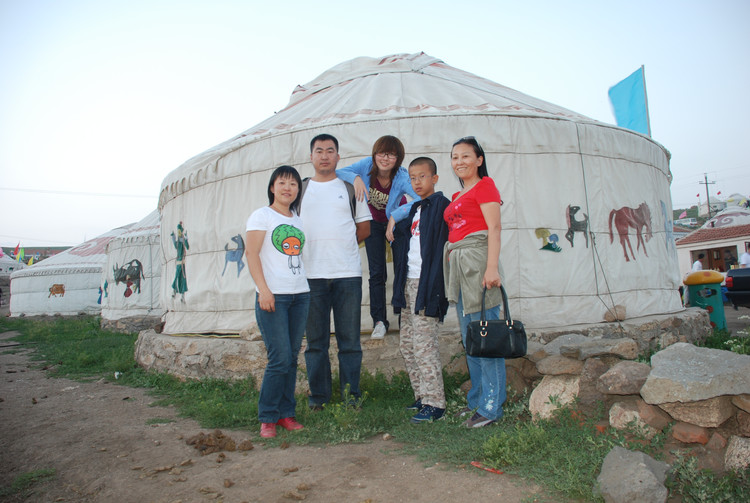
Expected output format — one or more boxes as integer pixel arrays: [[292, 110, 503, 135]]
[[699, 173, 715, 218]]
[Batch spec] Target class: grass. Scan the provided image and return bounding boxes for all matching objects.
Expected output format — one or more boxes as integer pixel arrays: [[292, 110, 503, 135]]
[[2, 316, 749, 502], [0, 469, 56, 500]]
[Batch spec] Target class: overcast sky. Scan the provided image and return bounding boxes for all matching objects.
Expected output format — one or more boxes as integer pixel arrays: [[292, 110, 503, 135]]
[[1, 0, 748, 247]]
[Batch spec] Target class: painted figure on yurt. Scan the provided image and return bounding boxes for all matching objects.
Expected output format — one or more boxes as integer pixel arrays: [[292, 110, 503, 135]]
[[171, 222, 189, 301], [336, 135, 419, 340]]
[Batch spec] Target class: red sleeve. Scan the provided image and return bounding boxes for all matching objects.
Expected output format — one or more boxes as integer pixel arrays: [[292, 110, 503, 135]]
[[474, 177, 502, 205]]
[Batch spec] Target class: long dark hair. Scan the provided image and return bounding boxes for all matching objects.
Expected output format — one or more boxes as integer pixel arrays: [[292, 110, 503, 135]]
[[451, 136, 488, 187], [368, 135, 405, 184], [267, 165, 303, 214]]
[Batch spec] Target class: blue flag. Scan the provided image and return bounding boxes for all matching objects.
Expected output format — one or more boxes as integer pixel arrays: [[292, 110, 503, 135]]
[[608, 66, 650, 136]]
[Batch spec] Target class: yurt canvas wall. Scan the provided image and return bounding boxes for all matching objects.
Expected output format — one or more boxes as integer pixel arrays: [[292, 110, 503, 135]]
[[10, 225, 133, 316], [101, 210, 163, 330], [158, 52, 682, 335]]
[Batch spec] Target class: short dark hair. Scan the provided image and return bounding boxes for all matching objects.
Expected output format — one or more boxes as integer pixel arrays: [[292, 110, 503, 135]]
[[409, 156, 437, 175], [267, 165, 303, 214], [451, 136, 488, 187], [310, 134, 339, 152], [698, 253, 705, 259]]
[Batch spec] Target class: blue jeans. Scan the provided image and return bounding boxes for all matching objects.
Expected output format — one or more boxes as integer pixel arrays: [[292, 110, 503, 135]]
[[457, 293, 507, 421], [305, 277, 363, 405], [364, 220, 389, 330], [255, 292, 310, 423]]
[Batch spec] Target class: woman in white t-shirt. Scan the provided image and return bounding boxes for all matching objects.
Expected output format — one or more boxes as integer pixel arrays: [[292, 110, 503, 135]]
[[246, 165, 310, 439]]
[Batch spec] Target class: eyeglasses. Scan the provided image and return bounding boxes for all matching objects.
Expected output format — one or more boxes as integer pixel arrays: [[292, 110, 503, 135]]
[[376, 152, 397, 160]]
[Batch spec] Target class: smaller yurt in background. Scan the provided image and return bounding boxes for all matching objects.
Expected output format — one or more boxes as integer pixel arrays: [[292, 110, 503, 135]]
[[10, 225, 133, 317], [0, 254, 25, 281], [101, 210, 163, 332]]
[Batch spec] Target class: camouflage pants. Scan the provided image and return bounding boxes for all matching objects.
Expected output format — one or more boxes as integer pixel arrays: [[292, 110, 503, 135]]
[[399, 278, 446, 408]]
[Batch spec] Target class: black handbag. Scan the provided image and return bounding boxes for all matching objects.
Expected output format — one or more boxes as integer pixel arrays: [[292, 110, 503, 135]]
[[465, 286, 527, 359]]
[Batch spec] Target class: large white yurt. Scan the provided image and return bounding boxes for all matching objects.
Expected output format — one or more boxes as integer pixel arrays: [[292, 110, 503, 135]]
[[101, 210, 163, 329], [158, 52, 681, 334], [10, 225, 133, 316]]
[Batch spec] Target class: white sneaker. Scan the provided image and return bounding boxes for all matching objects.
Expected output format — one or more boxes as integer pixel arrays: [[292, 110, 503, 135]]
[[371, 321, 386, 340]]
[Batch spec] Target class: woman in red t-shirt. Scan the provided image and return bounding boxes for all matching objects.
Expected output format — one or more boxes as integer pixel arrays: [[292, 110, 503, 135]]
[[443, 136, 506, 428]]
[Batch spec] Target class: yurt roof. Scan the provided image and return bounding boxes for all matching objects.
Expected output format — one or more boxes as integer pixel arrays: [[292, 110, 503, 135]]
[[160, 52, 668, 209], [107, 209, 160, 249], [0, 254, 25, 274], [11, 224, 135, 278], [701, 207, 750, 229]]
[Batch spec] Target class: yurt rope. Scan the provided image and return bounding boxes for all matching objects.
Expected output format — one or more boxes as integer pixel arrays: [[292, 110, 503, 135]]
[[575, 123, 625, 329]]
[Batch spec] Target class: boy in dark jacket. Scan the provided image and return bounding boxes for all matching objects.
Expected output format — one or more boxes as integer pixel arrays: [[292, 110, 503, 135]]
[[391, 157, 450, 423]]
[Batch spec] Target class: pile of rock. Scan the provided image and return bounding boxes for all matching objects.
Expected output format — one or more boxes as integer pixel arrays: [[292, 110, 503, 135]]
[[509, 329, 750, 501]]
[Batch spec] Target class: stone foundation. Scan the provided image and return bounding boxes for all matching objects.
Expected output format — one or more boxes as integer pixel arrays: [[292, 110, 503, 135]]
[[101, 316, 162, 334], [133, 308, 710, 389]]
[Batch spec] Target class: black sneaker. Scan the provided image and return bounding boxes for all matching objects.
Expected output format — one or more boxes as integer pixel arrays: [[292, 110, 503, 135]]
[[462, 412, 496, 428], [406, 399, 422, 411], [410, 405, 446, 424]]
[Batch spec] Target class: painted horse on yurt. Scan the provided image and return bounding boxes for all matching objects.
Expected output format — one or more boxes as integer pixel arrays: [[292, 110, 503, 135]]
[[608, 203, 653, 262]]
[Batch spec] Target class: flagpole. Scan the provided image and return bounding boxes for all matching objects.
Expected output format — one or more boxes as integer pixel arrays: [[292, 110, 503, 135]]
[[641, 65, 651, 137]]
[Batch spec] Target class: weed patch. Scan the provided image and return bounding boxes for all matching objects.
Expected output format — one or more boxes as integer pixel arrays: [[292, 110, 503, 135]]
[[0, 468, 56, 499]]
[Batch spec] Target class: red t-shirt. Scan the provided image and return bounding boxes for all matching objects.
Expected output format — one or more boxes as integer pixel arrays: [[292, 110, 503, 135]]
[[444, 176, 502, 243]]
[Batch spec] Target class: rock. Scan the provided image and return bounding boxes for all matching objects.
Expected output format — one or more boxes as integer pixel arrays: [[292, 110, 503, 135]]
[[528, 375, 580, 420], [535, 355, 584, 375], [604, 305, 626, 322], [239, 323, 262, 341], [597, 361, 651, 395], [577, 357, 613, 408], [524, 340, 545, 362], [609, 400, 660, 439], [707, 432, 727, 450], [658, 396, 735, 428], [505, 366, 531, 395], [528, 333, 589, 362], [672, 422, 709, 444], [640, 343, 750, 405], [732, 394, 750, 414], [596, 446, 669, 503], [737, 410, 750, 437], [560, 338, 638, 360], [637, 400, 672, 432], [725, 436, 750, 471]]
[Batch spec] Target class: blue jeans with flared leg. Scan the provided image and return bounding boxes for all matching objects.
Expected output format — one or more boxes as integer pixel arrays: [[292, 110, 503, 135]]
[[304, 277, 363, 406], [364, 220, 390, 330], [255, 292, 310, 424], [456, 292, 507, 421]]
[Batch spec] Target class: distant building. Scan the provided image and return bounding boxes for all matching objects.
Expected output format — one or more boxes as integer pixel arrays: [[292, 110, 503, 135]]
[[676, 207, 750, 276], [699, 196, 727, 218]]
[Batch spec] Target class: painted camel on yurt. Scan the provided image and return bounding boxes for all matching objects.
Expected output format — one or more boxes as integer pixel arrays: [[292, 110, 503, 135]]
[[608, 203, 653, 262]]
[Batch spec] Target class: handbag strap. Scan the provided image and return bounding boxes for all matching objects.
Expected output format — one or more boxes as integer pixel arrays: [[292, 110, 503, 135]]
[[480, 285, 513, 326]]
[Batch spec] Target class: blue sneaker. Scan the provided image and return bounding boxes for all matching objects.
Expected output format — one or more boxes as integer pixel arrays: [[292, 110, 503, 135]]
[[406, 399, 422, 411], [410, 405, 445, 424]]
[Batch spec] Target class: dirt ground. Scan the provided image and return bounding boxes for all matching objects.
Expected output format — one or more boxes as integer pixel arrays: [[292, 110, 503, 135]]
[[0, 328, 549, 503]]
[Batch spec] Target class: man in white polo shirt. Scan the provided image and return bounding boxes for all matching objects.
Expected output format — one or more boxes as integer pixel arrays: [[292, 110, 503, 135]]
[[301, 133, 371, 408]]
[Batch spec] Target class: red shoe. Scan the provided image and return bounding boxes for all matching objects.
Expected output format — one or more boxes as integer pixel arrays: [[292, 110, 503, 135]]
[[260, 423, 277, 438], [276, 417, 304, 431]]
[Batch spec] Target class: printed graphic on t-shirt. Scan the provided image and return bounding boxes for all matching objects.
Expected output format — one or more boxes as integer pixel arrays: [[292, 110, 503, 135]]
[[368, 186, 389, 211], [271, 224, 305, 275], [411, 216, 421, 236], [446, 201, 466, 232]]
